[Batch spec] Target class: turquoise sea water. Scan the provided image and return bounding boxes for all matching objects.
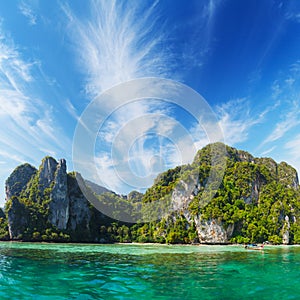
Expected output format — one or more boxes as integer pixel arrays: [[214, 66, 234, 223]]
[[0, 242, 299, 299]]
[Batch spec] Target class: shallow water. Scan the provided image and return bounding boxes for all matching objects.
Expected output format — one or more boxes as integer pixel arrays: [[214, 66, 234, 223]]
[[0, 242, 299, 299]]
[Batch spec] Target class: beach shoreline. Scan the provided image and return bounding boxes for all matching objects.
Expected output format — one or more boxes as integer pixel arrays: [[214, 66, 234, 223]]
[[1, 240, 299, 247]]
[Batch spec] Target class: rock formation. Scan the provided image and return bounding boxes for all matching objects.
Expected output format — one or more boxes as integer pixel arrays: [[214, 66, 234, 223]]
[[48, 159, 69, 230], [5, 163, 37, 200], [5, 157, 109, 241], [2, 143, 300, 244]]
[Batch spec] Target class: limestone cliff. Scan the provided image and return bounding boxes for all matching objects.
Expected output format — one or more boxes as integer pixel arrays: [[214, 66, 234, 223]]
[[3, 144, 300, 244], [5, 163, 36, 239], [7, 197, 29, 240], [38, 156, 58, 192], [194, 217, 234, 244], [48, 159, 69, 230], [67, 174, 91, 237], [146, 143, 300, 244], [5, 157, 109, 241], [5, 163, 37, 200]]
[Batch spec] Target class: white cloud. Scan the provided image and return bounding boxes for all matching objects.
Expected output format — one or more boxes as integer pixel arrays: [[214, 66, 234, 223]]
[[0, 149, 26, 164], [65, 98, 79, 120], [72, 83, 212, 194], [94, 100, 192, 192], [216, 99, 261, 145], [62, 0, 176, 97], [258, 60, 300, 150], [181, 0, 221, 69], [285, 12, 300, 23], [290, 60, 300, 74], [204, 0, 221, 26], [285, 78, 295, 86], [0, 25, 71, 205], [93, 154, 122, 192], [0, 26, 69, 143], [269, 115, 300, 143], [283, 0, 300, 23], [271, 80, 282, 99], [64, 0, 226, 195], [280, 134, 300, 181], [285, 135, 300, 158], [0, 34, 33, 85], [260, 146, 277, 156], [285, 135, 300, 175], [262, 102, 300, 145], [18, 1, 37, 26]]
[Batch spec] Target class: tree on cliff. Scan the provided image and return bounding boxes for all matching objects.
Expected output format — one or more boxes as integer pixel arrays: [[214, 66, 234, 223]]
[[2, 143, 300, 244]]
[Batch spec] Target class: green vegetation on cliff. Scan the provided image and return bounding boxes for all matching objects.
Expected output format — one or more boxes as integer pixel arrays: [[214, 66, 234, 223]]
[[2, 144, 300, 244]]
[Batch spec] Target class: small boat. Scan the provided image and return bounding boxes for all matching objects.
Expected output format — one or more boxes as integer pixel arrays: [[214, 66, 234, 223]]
[[244, 244, 264, 250]]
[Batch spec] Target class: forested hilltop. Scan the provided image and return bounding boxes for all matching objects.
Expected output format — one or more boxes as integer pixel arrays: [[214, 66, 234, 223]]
[[1, 143, 300, 244]]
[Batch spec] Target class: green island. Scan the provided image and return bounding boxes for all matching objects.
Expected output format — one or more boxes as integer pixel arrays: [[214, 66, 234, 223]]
[[1, 143, 300, 245]]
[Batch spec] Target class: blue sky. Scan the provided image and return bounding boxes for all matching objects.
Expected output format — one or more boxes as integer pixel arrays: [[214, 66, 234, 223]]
[[0, 0, 300, 206]]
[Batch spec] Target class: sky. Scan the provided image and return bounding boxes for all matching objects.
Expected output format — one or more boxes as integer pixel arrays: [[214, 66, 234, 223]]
[[0, 0, 300, 206]]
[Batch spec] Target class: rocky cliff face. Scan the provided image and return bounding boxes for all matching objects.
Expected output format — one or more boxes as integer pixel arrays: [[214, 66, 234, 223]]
[[278, 162, 299, 190], [282, 215, 290, 245], [48, 159, 69, 230], [5, 163, 37, 239], [194, 217, 234, 244], [167, 144, 300, 244], [5, 163, 37, 200], [38, 157, 58, 192], [5, 157, 108, 241], [67, 174, 91, 233], [7, 197, 29, 240], [3, 144, 300, 244]]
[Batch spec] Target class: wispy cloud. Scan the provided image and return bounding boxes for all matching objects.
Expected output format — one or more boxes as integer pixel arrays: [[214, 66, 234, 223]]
[[0, 23, 73, 205], [64, 1, 203, 192], [271, 61, 300, 98], [260, 146, 277, 156], [95, 131, 182, 193], [18, 1, 37, 26], [0, 25, 70, 166], [202, 0, 221, 35], [279, 0, 300, 23], [263, 103, 300, 145], [0, 30, 33, 84], [271, 80, 282, 99], [290, 60, 300, 75], [285, 11, 300, 23], [216, 98, 262, 145], [181, 0, 221, 69], [93, 100, 185, 192], [65, 98, 79, 120], [280, 134, 300, 181], [262, 59, 300, 146], [62, 0, 176, 97], [285, 135, 300, 173]]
